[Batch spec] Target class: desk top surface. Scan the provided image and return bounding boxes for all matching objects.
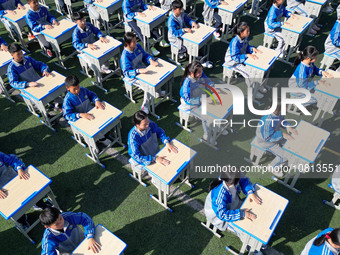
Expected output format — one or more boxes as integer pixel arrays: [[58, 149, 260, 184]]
[[134, 7, 167, 24], [82, 36, 122, 59], [41, 19, 76, 38], [4, 4, 29, 22], [315, 70, 340, 98], [182, 23, 216, 44], [93, 0, 121, 8], [0, 165, 51, 220], [217, 0, 247, 12], [282, 15, 313, 33], [245, 46, 279, 71]]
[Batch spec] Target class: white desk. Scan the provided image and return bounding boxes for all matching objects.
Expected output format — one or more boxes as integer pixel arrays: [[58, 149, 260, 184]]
[[143, 139, 197, 212], [135, 58, 177, 119], [276, 120, 330, 193], [0, 165, 60, 244], [81, 36, 123, 92], [3, 4, 30, 52], [41, 19, 77, 70], [21, 71, 66, 131], [71, 224, 127, 255], [281, 15, 313, 64], [182, 23, 216, 63], [69, 101, 124, 168], [313, 70, 340, 127], [217, 0, 247, 42], [305, 0, 327, 24], [229, 184, 289, 254], [93, 0, 123, 35], [323, 166, 340, 210], [135, 7, 167, 53]]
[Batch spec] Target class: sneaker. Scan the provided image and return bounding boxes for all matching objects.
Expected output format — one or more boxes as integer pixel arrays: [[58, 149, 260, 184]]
[[221, 130, 229, 135], [179, 53, 186, 59], [258, 86, 267, 93], [100, 68, 113, 74], [54, 103, 61, 112], [99, 138, 111, 147], [155, 90, 166, 98], [46, 49, 53, 58], [201, 61, 213, 69], [141, 103, 149, 114], [255, 92, 264, 99], [214, 31, 221, 38], [310, 28, 317, 35], [28, 34, 35, 41], [159, 39, 170, 47], [151, 47, 160, 56], [323, 5, 333, 13], [33, 205, 44, 211]]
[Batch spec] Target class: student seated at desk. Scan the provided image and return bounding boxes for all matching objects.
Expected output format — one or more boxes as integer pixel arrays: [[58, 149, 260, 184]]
[[202, 0, 227, 38], [62, 74, 111, 146], [40, 207, 101, 255], [72, 12, 112, 74], [0, 152, 52, 230], [224, 22, 265, 99], [121, 32, 160, 114], [255, 103, 297, 178], [0, 36, 8, 51], [26, 0, 60, 58], [122, 0, 169, 56], [128, 110, 178, 176], [324, 13, 340, 72], [289, 46, 333, 106], [301, 228, 340, 254]]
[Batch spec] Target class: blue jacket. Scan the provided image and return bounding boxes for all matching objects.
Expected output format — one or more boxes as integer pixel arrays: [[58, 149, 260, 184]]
[[302, 228, 339, 255], [227, 35, 254, 64], [120, 44, 154, 79], [0, 0, 22, 18], [62, 87, 99, 122], [0, 152, 25, 172], [25, 6, 57, 33], [72, 23, 104, 51], [258, 113, 290, 143], [7, 56, 49, 89], [330, 20, 340, 47], [41, 212, 96, 255], [128, 121, 169, 166], [266, 4, 291, 30], [180, 73, 214, 105], [204, 0, 220, 8], [293, 62, 323, 91], [210, 177, 254, 222], [167, 12, 194, 38], [0, 36, 7, 46], [122, 0, 147, 21]]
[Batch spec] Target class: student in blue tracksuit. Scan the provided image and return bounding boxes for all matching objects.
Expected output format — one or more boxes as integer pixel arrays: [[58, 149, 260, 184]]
[[301, 228, 340, 255], [204, 170, 261, 234], [0, 36, 8, 51], [289, 46, 333, 106], [72, 12, 111, 74], [325, 14, 340, 71], [128, 110, 178, 176], [0, 0, 25, 37], [255, 103, 297, 178], [264, 0, 295, 54], [7, 43, 50, 89], [26, 0, 59, 57], [120, 32, 159, 114], [202, 0, 227, 38], [40, 207, 101, 255], [122, 0, 169, 56]]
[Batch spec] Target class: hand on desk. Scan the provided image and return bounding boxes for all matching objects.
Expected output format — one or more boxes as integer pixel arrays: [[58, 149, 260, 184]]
[[156, 156, 170, 166], [96, 0, 103, 2], [100, 36, 109, 43], [283, 132, 294, 141], [80, 113, 95, 120], [0, 44, 8, 52], [322, 71, 333, 78], [184, 28, 192, 33], [7, 10, 16, 15], [95, 100, 105, 110], [147, 5, 156, 11], [29, 81, 39, 87], [52, 20, 60, 26], [287, 126, 298, 136], [43, 71, 50, 77], [45, 24, 54, 30], [221, 0, 229, 5], [284, 22, 293, 27], [253, 48, 263, 54], [290, 14, 298, 20], [247, 53, 258, 60], [243, 209, 257, 221], [192, 22, 199, 29], [0, 189, 7, 199], [166, 142, 178, 154], [88, 237, 101, 253], [138, 12, 147, 17], [18, 168, 30, 180], [150, 59, 159, 67], [88, 44, 98, 50], [248, 193, 262, 205], [17, 4, 25, 10]]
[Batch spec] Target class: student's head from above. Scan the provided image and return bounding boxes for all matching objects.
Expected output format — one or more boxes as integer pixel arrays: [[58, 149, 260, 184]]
[[65, 75, 81, 95], [183, 61, 203, 81], [171, 0, 184, 17], [272, 0, 285, 6], [294, 45, 318, 66], [232, 22, 250, 39], [124, 32, 137, 51], [8, 43, 24, 62], [40, 207, 64, 230], [73, 12, 86, 30], [313, 228, 340, 249], [133, 110, 149, 131], [208, 170, 241, 191], [27, 0, 40, 11]]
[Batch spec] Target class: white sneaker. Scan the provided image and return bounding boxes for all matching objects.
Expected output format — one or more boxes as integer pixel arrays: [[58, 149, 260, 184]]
[[214, 31, 221, 38], [159, 39, 170, 48], [179, 53, 186, 59], [99, 138, 111, 147], [100, 68, 113, 74], [202, 61, 213, 69], [151, 47, 160, 56], [141, 103, 149, 114], [258, 86, 267, 93], [155, 90, 166, 98], [255, 92, 264, 99]]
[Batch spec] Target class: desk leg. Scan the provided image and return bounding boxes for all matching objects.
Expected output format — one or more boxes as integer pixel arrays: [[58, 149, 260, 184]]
[[150, 181, 173, 212], [47, 186, 61, 210], [36, 101, 57, 132], [11, 218, 36, 244], [85, 137, 105, 168], [50, 42, 66, 70], [70, 125, 87, 148], [22, 94, 40, 118], [0, 77, 15, 103]]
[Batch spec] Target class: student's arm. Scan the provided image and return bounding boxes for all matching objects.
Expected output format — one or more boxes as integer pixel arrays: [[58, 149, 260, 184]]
[[44, 8, 57, 24], [313, 64, 323, 76], [331, 23, 340, 47], [63, 97, 79, 122], [85, 88, 100, 104], [129, 133, 154, 166], [68, 212, 96, 239], [0, 152, 25, 172], [201, 72, 214, 86], [283, 7, 292, 18], [184, 12, 194, 27], [140, 0, 148, 10], [261, 117, 283, 142], [168, 16, 185, 37], [140, 45, 154, 64], [246, 43, 255, 54], [72, 29, 87, 51], [215, 188, 245, 222], [84, 0, 94, 5], [90, 23, 105, 38], [122, 0, 138, 20], [15, 0, 24, 7], [8, 65, 29, 89], [239, 176, 255, 195], [150, 121, 170, 144], [0, 9, 6, 19], [121, 53, 138, 79], [205, 0, 220, 8], [41, 235, 59, 255], [0, 37, 7, 47], [29, 56, 50, 74], [181, 78, 200, 105], [25, 12, 47, 33], [266, 8, 283, 29], [229, 39, 248, 64]]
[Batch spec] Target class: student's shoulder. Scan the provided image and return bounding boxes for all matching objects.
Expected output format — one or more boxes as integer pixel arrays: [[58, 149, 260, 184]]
[[128, 126, 140, 140]]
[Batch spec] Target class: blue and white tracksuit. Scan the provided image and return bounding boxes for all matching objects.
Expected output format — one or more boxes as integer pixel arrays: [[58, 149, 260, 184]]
[[202, 0, 222, 29], [41, 211, 96, 255], [287, 0, 308, 17], [301, 228, 340, 255], [62, 87, 99, 122], [265, 4, 291, 52], [0, 152, 25, 188], [325, 20, 340, 60], [256, 113, 291, 170], [204, 176, 255, 232], [7, 56, 49, 89], [167, 12, 194, 54], [289, 62, 323, 105], [25, 6, 57, 49], [128, 121, 169, 166]]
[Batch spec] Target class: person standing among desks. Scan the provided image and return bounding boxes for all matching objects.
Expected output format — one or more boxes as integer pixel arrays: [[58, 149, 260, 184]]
[[72, 12, 112, 75], [255, 103, 297, 178], [25, 0, 60, 58], [122, 0, 169, 56], [121, 32, 160, 114], [324, 11, 340, 72], [128, 110, 178, 178], [301, 228, 340, 254]]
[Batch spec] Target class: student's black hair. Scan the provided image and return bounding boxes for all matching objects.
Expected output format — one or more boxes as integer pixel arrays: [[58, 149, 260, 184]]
[[39, 207, 61, 226], [208, 170, 241, 192], [123, 32, 137, 47], [72, 12, 84, 21], [313, 228, 340, 247], [270, 0, 279, 5], [181, 61, 203, 85], [27, 0, 37, 3], [171, 0, 184, 10], [293, 45, 319, 66], [8, 43, 22, 54], [65, 74, 80, 88], [232, 22, 249, 38], [133, 110, 148, 125]]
